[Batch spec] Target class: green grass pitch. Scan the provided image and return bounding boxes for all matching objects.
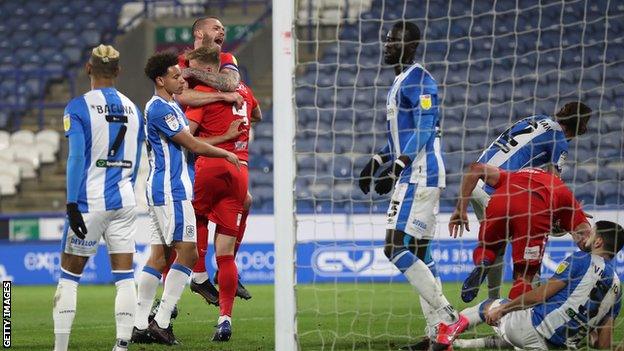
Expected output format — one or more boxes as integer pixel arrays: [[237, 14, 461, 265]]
[[10, 283, 624, 350]]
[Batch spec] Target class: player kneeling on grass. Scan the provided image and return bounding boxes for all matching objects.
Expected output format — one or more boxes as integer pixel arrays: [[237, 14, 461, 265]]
[[452, 221, 623, 350], [450, 163, 591, 303], [131, 51, 240, 345], [53, 44, 144, 351]]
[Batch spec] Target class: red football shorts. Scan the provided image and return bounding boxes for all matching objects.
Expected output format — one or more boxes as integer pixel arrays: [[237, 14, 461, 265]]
[[479, 190, 551, 268], [193, 157, 248, 237]]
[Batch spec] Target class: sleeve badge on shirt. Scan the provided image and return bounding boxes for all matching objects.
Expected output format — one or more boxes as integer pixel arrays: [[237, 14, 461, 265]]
[[164, 113, 179, 131], [555, 261, 569, 274], [63, 114, 71, 132], [420, 94, 432, 110]]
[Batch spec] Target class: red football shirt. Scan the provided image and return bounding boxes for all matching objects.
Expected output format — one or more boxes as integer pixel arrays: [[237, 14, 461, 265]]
[[185, 83, 258, 162], [493, 168, 588, 231]]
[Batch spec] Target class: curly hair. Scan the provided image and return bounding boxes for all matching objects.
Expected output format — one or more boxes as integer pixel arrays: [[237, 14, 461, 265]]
[[144, 51, 179, 82]]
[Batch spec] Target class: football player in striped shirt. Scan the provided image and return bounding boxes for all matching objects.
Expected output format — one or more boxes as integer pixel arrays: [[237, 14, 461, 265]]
[[53, 45, 144, 351], [358, 22, 459, 346], [451, 221, 623, 350], [131, 52, 239, 345]]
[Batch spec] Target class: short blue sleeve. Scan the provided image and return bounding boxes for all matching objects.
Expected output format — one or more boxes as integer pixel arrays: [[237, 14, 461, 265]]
[[63, 97, 87, 137], [552, 251, 590, 281], [148, 103, 184, 139]]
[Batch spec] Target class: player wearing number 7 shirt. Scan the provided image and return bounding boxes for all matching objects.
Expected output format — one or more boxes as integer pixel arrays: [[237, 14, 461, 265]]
[[458, 102, 592, 302], [184, 46, 261, 342]]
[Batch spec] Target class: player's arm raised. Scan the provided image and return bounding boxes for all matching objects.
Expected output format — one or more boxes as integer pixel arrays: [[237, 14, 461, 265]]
[[449, 163, 502, 237], [485, 277, 566, 325], [171, 129, 240, 169], [182, 66, 240, 92]]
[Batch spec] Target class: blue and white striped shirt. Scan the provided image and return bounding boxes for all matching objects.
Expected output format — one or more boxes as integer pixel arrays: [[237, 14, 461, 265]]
[[384, 63, 445, 188], [63, 87, 144, 212], [532, 251, 622, 347], [144, 95, 194, 206]]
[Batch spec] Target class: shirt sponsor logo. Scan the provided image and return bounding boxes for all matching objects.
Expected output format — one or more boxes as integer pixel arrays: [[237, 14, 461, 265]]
[[96, 159, 133, 168], [164, 113, 179, 130], [420, 94, 432, 110]]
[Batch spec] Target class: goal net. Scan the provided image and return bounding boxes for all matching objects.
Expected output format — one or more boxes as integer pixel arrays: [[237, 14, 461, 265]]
[[281, 0, 624, 349]]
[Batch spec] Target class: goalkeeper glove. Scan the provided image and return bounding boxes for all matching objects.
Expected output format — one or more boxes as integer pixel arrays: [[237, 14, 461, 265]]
[[358, 154, 384, 194], [374, 156, 410, 195], [66, 203, 87, 239]]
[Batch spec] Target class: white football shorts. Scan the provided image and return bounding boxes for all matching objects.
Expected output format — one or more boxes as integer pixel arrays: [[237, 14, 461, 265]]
[[490, 299, 549, 350], [148, 200, 197, 246], [386, 183, 440, 240], [62, 206, 137, 257]]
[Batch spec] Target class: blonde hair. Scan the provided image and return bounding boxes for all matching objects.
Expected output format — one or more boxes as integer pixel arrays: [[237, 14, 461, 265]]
[[89, 44, 120, 78], [185, 46, 220, 66]]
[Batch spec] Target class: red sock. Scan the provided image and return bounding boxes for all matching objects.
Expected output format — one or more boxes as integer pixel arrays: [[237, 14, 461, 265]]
[[473, 246, 496, 266], [193, 215, 209, 273], [161, 251, 177, 282], [216, 254, 237, 317], [235, 210, 249, 255]]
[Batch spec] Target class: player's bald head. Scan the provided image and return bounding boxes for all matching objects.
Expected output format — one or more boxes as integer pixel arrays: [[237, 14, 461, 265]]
[[391, 21, 421, 46], [192, 16, 222, 36]]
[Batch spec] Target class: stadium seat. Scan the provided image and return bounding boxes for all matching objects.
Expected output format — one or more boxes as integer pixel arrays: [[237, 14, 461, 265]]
[[10, 145, 39, 179]]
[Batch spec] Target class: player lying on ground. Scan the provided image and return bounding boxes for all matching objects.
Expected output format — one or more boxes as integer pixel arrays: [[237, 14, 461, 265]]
[[53, 44, 144, 351], [451, 221, 623, 350], [450, 163, 591, 304], [184, 45, 261, 341], [465, 102, 592, 302], [132, 52, 239, 346], [359, 21, 460, 350]]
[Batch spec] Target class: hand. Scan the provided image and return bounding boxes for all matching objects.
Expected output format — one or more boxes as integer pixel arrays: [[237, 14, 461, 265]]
[[485, 305, 505, 326], [181, 67, 204, 80], [66, 203, 87, 239], [358, 157, 382, 194], [224, 119, 244, 140], [374, 159, 406, 195], [225, 151, 241, 170], [449, 208, 470, 238], [223, 92, 244, 109]]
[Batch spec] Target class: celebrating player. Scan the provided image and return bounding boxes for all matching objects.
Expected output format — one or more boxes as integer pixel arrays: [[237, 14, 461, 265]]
[[450, 163, 591, 304], [132, 52, 239, 345], [358, 21, 464, 347], [467, 102, 592, 301], [53, 45, 143, 351], [176, 16, 242, 107], [451, 221, 623, 350], [184, 45, 260, 341]]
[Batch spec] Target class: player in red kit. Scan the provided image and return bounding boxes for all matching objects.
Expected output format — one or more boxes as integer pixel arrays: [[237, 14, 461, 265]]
[[449, 164, 591, 303], [184, 46, 261, 342]]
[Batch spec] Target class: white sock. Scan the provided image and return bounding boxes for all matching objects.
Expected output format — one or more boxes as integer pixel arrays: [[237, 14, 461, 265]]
[[461, 302, 485, 327], [135, 267, 161, 330], [420, 277, 442, 338], [192, 271, 208, 284], [53, 274, 80, 351], [154, 264, 190, 329], [454, 336, 511, 349], [218, 315, 232, 325], [114, 276, 136, 340], [403, 259, 458, 324]]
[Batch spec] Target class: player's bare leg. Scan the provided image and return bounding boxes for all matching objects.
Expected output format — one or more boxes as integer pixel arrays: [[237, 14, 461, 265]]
[[190, 214, 220, 306], [213, 232, 238, 341]]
